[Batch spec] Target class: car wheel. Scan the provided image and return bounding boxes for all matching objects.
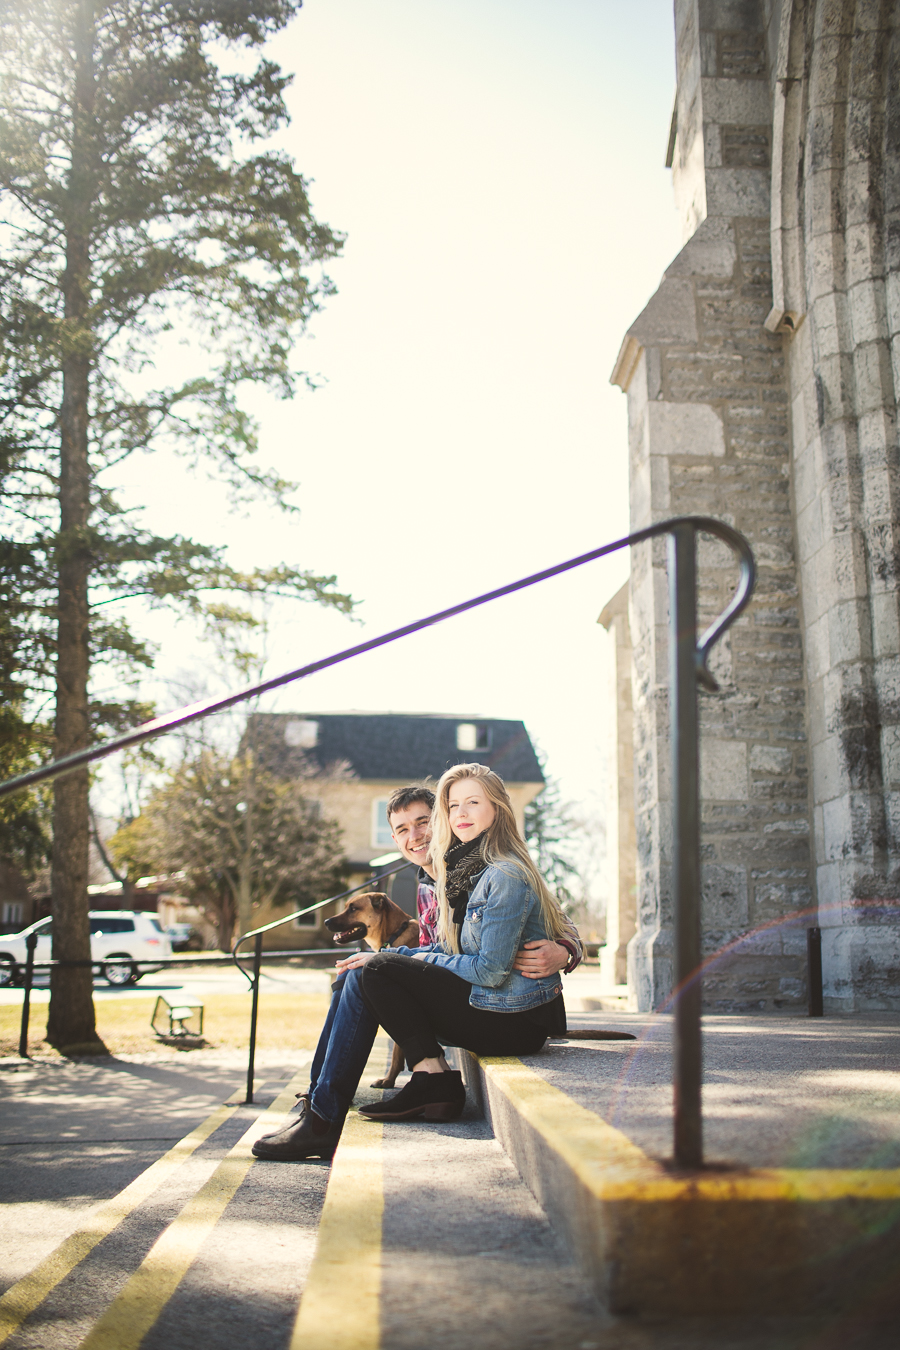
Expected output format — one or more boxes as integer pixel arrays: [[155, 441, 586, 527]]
[[0, 956, 16, 988], [103, 956, 137, 987]]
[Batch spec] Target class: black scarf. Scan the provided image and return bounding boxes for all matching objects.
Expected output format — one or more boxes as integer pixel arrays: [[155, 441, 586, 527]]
[[443, 834, 488, 929]]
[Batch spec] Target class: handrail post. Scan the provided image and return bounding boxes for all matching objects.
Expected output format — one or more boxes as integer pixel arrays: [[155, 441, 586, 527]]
[[669, 523, 703, 1168], [18, 933, 37, 1059], [807, 926, 824, 1016], [245, 933, 263, 1104]]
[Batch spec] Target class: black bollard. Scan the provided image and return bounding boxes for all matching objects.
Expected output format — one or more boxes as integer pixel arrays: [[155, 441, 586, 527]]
[[18, 932, 37, 1058], [807, 926, 823, 1017]]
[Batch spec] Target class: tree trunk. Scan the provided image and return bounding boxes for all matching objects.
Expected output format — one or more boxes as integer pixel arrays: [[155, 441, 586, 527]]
[[237, 854, 253, 938], [211, 886, 237, 952], [46, 0, 102, 1052]]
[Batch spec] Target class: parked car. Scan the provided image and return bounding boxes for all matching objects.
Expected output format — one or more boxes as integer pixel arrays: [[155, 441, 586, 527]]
[[165, 922, 203, 952], [0, 910, 172, 988]]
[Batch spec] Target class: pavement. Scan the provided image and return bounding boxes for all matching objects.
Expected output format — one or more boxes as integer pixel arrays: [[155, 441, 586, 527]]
[[529, 1009, 900, 1169], [0, 1052, 310, 1294], [1, 989, 899, 1348]]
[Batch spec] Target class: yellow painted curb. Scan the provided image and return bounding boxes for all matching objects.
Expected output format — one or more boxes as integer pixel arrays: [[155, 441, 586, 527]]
[[289, 1038, 389, 1350], [481, 1056, 900, 1201], [76, 1067, 311, 1350], [469, 1054, 900, 1317]]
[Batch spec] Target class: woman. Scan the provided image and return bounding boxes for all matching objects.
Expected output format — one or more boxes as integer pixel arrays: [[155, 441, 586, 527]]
[[339, 762, 574, 1122]]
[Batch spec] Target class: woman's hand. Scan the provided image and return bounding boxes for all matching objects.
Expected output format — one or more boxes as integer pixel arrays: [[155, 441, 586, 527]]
[[513, 940, 569, 979], [334, 950, 377, 974], [336, 949, 431, 974]]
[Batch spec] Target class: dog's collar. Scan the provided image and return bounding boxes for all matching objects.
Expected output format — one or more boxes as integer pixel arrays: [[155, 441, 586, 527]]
[[382, 917, 413, 949]]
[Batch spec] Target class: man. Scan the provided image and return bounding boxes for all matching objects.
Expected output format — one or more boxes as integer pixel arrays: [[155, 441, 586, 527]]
[[252, 783, 580, 1162]]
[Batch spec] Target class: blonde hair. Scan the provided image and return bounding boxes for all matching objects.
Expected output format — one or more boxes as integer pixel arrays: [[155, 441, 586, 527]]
[[430, 763, 568, 952]]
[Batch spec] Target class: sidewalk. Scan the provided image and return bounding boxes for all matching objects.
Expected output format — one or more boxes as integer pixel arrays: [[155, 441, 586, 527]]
[[1, 1012, 899, 1348], [0, 1050, 310, 1296]]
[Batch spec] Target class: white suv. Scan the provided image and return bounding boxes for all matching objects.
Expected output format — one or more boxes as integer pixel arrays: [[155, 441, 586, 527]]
[[0, 910, 172, 987]]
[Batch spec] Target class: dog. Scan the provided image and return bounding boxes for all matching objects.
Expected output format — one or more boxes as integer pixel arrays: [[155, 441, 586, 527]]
[[324, 892, 419, 1089]]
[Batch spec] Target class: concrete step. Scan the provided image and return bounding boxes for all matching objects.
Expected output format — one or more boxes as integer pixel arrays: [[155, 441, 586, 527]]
[[0, 1054, 329, 1350], [451, 1013, 900, 1319], [5, 1020, 900, 1347], [1, 1044, 612, 1350]]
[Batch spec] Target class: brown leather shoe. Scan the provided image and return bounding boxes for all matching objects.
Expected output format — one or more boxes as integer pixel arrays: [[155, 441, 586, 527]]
[[358, 1070, 466, 1122], [252, 1110, 342, 1161]]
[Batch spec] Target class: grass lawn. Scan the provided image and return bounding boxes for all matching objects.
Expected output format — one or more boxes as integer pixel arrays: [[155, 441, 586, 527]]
[[0, 991, 330, 1058]]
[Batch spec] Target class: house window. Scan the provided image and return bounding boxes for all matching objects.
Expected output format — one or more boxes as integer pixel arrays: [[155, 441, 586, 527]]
[[292, 909, 319, 929], [1, 903, 23, 928], [372, 798, 393, 848], [456, 722, 491, 752], [284, 719, 318, 749]]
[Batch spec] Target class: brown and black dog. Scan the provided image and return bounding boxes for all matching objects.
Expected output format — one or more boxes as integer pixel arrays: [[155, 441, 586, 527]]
[[324, 892, 419, 1089]]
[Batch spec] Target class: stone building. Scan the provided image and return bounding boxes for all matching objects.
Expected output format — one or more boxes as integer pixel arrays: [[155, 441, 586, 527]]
[[608, 0, 900, 1012]]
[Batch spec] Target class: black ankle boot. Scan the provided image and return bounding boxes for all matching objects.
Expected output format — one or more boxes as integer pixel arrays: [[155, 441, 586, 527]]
[[252, 1109, 342, 1161], [358, 1070, 466, 1122]]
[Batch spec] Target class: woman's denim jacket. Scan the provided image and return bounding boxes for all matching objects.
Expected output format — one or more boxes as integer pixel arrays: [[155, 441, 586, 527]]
[[401, 862, 562, 1013]]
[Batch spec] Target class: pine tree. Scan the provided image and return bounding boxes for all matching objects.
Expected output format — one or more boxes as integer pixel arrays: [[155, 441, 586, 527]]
[[0, 0, 349, 1049], [0, 537, 52, 874]]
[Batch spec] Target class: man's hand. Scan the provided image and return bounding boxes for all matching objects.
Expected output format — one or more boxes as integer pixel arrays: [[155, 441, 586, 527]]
[[513, 940, 569, 979]]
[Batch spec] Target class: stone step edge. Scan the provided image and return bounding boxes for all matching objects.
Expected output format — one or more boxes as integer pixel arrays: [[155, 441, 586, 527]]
[[449, 1049, 900, 1318]]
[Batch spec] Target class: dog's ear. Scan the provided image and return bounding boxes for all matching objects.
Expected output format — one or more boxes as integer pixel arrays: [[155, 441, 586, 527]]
[[370, 894, 385, 911]]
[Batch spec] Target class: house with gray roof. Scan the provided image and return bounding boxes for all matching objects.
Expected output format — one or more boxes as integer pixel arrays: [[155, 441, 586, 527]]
[[246, 712, 546, 934]]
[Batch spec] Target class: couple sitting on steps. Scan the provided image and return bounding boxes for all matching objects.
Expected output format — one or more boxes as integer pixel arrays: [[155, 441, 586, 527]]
[[252, 764, 583, 1162]]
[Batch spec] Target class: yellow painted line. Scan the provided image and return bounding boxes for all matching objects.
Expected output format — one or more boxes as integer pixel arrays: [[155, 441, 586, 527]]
[[0, 1084, 248, 1347], [479, 1055, 900, 1203], [290, 1039, 388, 1350], [76, 1066, 311, 1350]]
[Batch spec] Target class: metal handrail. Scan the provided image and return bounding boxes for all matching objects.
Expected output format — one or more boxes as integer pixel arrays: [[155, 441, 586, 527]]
[[0, 515, 756, 1166], [8, 947, 356, 1060], [231, 857, 415, 1102], [8, 863, 416, 1090], [0, 516, 754, 800]]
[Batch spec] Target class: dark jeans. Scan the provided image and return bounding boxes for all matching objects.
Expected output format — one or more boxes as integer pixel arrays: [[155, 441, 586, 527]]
[[359, 952, 548, 1068], [307, 967, 378, 1124]]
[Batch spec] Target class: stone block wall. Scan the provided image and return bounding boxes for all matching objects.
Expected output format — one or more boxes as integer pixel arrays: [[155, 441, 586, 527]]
[[611, 0, 900, 1013], [611, 0, 813, 1012], [766, 0, 900, 1009]]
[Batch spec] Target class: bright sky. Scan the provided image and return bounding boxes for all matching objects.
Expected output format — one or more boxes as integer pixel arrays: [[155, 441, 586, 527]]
[[98, 0, 682, 817]]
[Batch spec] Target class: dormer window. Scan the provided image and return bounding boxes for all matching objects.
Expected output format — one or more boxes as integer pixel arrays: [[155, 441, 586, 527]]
[[284, 719, 318, 749], [456, 722, 490, 752]]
